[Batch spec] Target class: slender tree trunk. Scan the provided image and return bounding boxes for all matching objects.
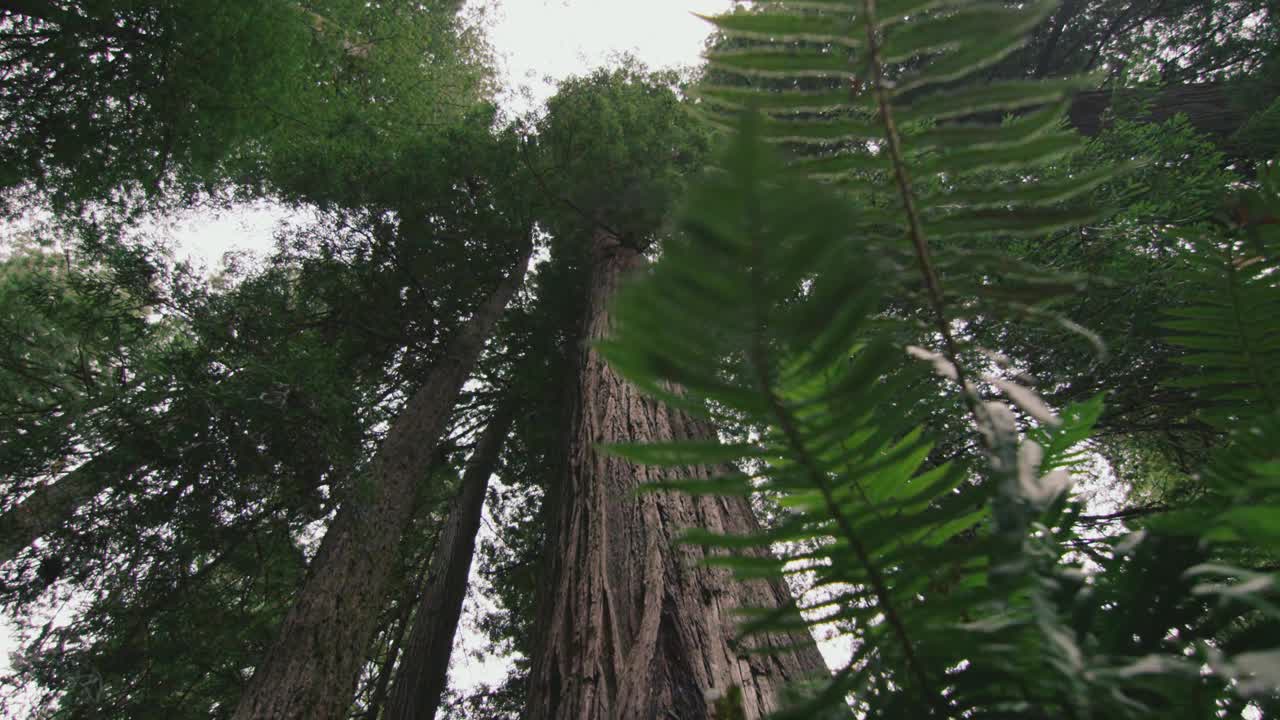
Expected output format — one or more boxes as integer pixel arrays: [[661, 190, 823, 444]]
[[526, 230, 826, 720], [0, 446, 151, 567], [363, 571, 421, 720], [385, 399, 516, 720], [0, 463, 101, 566], [232, 239, 531, 720]]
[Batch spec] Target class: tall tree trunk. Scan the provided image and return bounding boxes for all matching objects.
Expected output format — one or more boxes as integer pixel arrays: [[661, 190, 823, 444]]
[[526, 230, 826, 720], [384, 398, 516, 720], [231, 239, 531, 720]]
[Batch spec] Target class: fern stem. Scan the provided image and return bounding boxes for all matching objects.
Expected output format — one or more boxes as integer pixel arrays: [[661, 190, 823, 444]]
[[854, 3, 1037, 709], [857, 0, 1038, 577], [858, 0, 977, 413], [763, 370, 944, 712]]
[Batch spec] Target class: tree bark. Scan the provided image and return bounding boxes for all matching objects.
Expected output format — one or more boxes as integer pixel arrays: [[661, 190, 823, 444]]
[[526, 230, 826, 720], [231, 239, 531, 720], [384, 399, 516, 720], [1067, 83, 1248, 144]]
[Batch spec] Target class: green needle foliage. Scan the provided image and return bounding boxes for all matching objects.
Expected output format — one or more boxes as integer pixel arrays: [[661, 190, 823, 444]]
[[598, 1, 1280, 717], [0, 1, 491, 214]]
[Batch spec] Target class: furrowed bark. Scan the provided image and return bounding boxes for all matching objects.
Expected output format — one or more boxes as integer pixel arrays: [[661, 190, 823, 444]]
[[526, 230, 826, 720], [384, 398, 516, 720], [231, 239, 531, 720]]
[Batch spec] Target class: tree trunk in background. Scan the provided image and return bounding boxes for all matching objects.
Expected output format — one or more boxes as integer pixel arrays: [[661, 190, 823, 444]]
[[385, 399, 516, 720], [0, 425, 177, 567], [1065, 83, 1258, 155], [363, 568, 421, 720], [526, 230, 826, 720], [0, 460, 104, 566], [231, 240, 531, 720]]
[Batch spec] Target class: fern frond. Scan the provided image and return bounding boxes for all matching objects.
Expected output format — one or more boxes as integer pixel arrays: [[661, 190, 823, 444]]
[[602, 1, 1126, 715], [601, 122, 990, 715], [1162, 173, 1280, 424], [1156, 164, 1280, 541], [700, 0, 1112, 346], [598, 2, 1280, 718]]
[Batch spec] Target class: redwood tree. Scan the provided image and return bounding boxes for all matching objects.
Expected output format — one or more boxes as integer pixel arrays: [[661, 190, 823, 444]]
[[523, 67, 826, 720], [527, 229, 826, 720]]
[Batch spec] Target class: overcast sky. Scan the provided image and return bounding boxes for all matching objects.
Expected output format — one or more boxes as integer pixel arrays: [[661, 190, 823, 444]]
[[486, 0, 732, 109]]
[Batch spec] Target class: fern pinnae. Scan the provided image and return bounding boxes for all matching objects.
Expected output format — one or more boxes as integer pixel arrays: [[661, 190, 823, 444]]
[[853, 4, 1100, 522], [751, 353, 945, 713], [1221, 239, 1280, 411], [602, 1, 1135, 714], [858, 0, 974, 413], [1164, 178, 1280, 422], [736, 124, 948, 716]]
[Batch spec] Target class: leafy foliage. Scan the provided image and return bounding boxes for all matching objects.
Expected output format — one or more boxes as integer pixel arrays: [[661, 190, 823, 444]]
[[0, 197, 533, 716], [0, 1, 493, 214], [0, 237, 160, 490], [529, 60, 712, 244]]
